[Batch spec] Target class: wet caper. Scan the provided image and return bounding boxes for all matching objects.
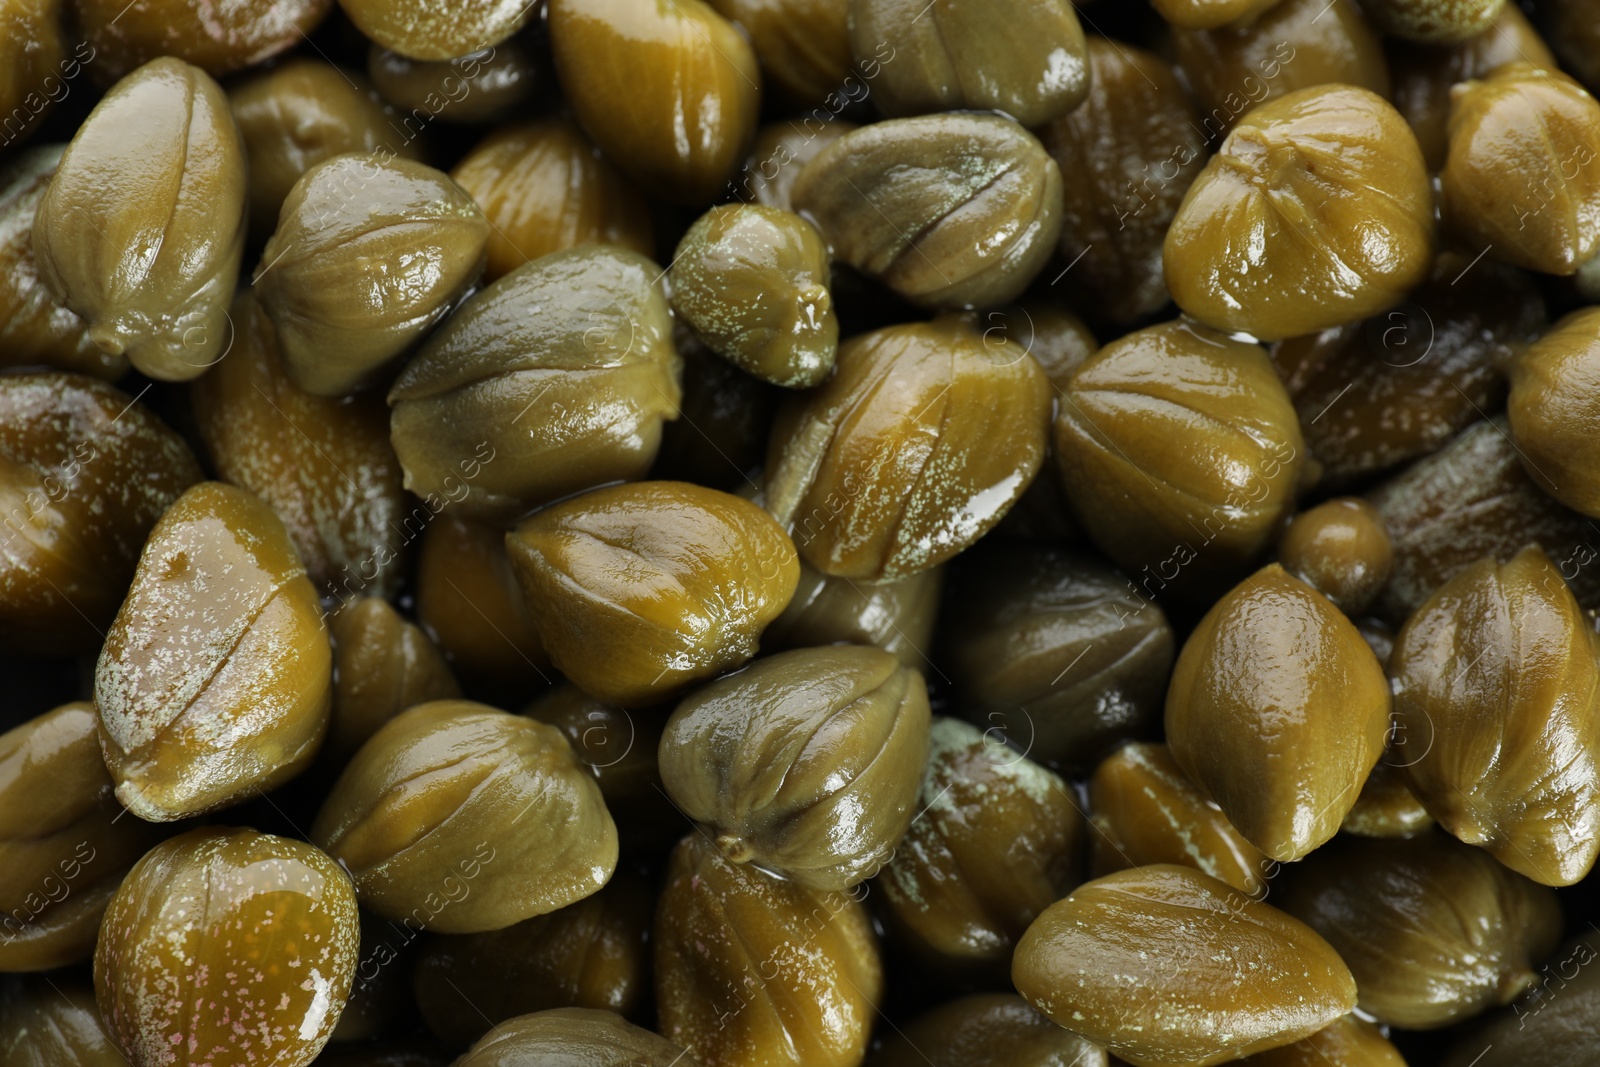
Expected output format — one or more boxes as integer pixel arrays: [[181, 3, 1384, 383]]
[[455, 1008, 703, 1067], [1508, 307, 1600, 517], [0, 978, 125, 1065], [762, 560, 943, 669], [326, 598, 460, 766], [339, 0, 534, 60], [367, 40, 541, 126], [1278, 498, 1395, 616], [74, 0, 329, 79]]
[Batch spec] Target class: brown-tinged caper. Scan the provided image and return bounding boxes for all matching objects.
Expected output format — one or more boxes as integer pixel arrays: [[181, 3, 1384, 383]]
[[95, 482, 331, 821], [367, 40, 542, 126], [671, 204, 837, 388], [763, 560, 943, 669], [708, 0, 850, 106], [75, 0, 327, 81], [338, 0, 534, 61], [660, 645, 930, 890], [450, 118, 654, 282], [95, 827, 360, 1067], [1391, 546, 1600, 885], [387, 245, 681, 521], [867, 993, 1108, 1067], [1088, 741, 1268, 896], [1013, 865, 1357, 1067], [256, 153, 488, 397], [33, 57, 245, 380], [413, 873, 650, 1047], [229, 58, 422, 239], [976, 301, 1096, 392], [1509, 307, 1600, 517], [1234, 1014, 1406, 1066], [507, 481, 798, 706], [1364, 0, 1506, 42], [1441, 933, 1600, 1067], [1054, 320, 1304, 594], [548, 0, 760, 205], [791, 114, 1063, 310], [312, 700, 617, 933], [1442, 64, 1600, 275], [878, 717, 1082, 970], [1278, 498, 1394, 616], [1341, 760, 1434, 838], [1165, 85, 1433, 342], [765, 315, 1050, 581], [942, 544, 1175, 770], [455, 1008, 702, 1067], [849, 0, 1087, 125], [654, 833, 882, 1067], [0, 703, 161, 972], [0, 978, 124, 1065], [1037, 37, 1206, 325], [734, 120, 857, 212], [326, 598, 459, 766], [1282, 831, 1562, 1029], [191, 292, 410, 599], [1166, 564, 1391, 862], [0, 372, 201, 655]]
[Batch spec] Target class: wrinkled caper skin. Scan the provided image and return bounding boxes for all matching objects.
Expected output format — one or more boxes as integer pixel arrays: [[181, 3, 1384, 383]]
[[0, 704, 161, 972], [192, 292, 410, 599], [1088, 742, 1268, 896], [1281, 831, 1562, 1029], [0, 0, 70, 149], [1038, 38, 1206, 325], [735, 120, 857, 213], [1442, 65, 1600, 275], [1055, 320, 1304, 595], [413, 874, 650, 1047], [709, 0, 849, 106], [1013, 865, 1357, 1067], [1341, 760, 1434, 838], [229, 58, 421, 238], [766, 316, 1050, 581], [312, 701, 618, 934], [850, 0, 1087, 126], [655, 833, 882, 1067], [1365, 0, 1505, 41], [1167, 564, 1391, 862], [763, 561, 943, 669], [1392, 546, 1600, 885], [0, 148, 119, 380], [368, 40, 542, 126], [33, 57, 246, 380], [549, 0, 761, 204], [1235, 1014, 1406, 1067], [0, 373, 201, 655], [1166, 85, 1433, 342], [257, 153, 488, 397], [326, 598, 460, 766], [867, 994, 1108, 1067], [1152, 0, 1282, 30], [95, 828, 360, 1067], [671, 205, 837, 388], [1509, 308, 1600, 517], [792, 114, 1063, 309], [879, 718, 1082, 970], [455, 1008, 703, 1067], [451, 118, 654, 282], [508, 481, 798, 707], [1278, 498, 1394, 616], [0, 978, 125, 1066], [661, 645, 930, 890], [1441, 933, 1600, 1067], [942, 545, 1175, 770], [75, 0, 329, 79], [339, 0, 533, 60], [388, 245, 681, 521]]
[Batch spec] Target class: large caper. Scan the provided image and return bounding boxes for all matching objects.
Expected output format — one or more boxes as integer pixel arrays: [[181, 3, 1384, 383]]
[[74, 0, 329, 79], [709, 0, 849, 107], [1365, 0, 1506, 41]]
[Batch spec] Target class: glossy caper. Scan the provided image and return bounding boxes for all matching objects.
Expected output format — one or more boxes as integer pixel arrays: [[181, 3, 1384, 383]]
[[708, 0, 849, 107], [339, 0, 533, 61], [367, 40, 541, 126], [455, 1009, 703, 1067], [75, 0, 328, 79], [1278, 498, 1394, 616], [0, 978, 125, 1065], [1365, 0, 1506, 41], [1509, 308, 1600, 517], [762, 560, 943, 668], [326, 598, 460, 766]]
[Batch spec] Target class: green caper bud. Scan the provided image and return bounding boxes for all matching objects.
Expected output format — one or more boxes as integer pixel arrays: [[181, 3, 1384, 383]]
[[456, 1008, 703, 1067], [312, 700, 618, 933], [368, 40, 542, 126], [388, 245, 681, 521], [868, 993, 1107, 1067], [1365, 0, 1506, 41], [791, 114, 1063, 310], [256, 153, 488, 397], [762, 560, 943, 669], [765, 316, 1051, 581], [1509, 308, 1600, 517], [339, 0, 533, 61], [95, 482, 331, 822], [1341, 761, 1434, 838], [708, 0, 849, 107], [1281, 831, 1562, 1029], [655, 833, 881, 1067], [0, 978, 125, 1066], [74, 0, 329, 80], [326, 597, 460, 766], [670, 204, 837, 388], [1278, 498, 1395, 616], [33, 57, 245, 380], [660, 645, 930, 890]]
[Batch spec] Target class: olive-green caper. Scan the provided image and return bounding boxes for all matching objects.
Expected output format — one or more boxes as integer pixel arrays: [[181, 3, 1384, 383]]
[[1166, 564, 1391, 862], [326, 598, 460, 766], [0, 372, 201, 655], [96, 827, 360, 1067], [256, 153, 488, 397], [1165, 84, 1433, 341], [867, 993, 1108, 1067], [708, 0, 849, 106], [33, 57, 246, 380], [1364, 0, 1505, 41], [878, 718, 1082, 970], [1278, 498, 1394, 616], [1234, 1014, 1406, 1066], [1341, 760, 1434, 838], [95, 482, 332, 822], [507, 481, 798, 706], [1013, 865, 1357, 1067], [762, 560, 943, 669], [660, 645, 930, 890], [191, 292, 410, 599], [671, 204, 837, 388], [1509, 308, 1600, 517], [75, 0, 329, 79], [312, 700, 618, 934], [849, 0, 1087, 126], [735, 120, 857, 213], [765, 316, 1051, 581], [791, 114, 1063, 309], [368, 40, 542, 126], [1282, 831, 1562, 1029], [387, 245, 681, 521], [0, 978, 125, 1066], [654, 833, 882, 1067], [456, 1008, 703, 1067], [339, 0, 533, 60], [1442, 64, 1600, 275]]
